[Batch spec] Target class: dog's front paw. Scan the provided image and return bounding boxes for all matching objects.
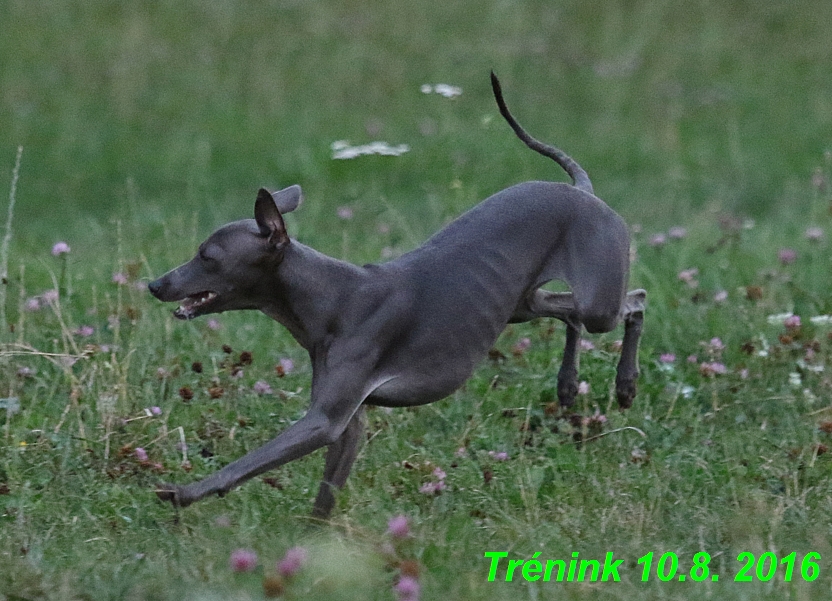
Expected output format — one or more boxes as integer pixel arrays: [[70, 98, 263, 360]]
[[156, 483, 194, 508]]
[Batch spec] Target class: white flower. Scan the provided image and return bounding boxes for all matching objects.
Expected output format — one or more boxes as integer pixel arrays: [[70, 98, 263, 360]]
[[331, 140, 409, 160], [434, 84, 462, 98], [420, 83, 462, 98], [766, 312, 794, 325]]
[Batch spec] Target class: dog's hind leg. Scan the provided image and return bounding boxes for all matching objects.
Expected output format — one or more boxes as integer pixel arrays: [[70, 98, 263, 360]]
[[510, 289, 645, 407], [311, 406, 367, 519], [557, 322, 581, 407], [510, 290, 582, 406], [614, 289, 646, 408]]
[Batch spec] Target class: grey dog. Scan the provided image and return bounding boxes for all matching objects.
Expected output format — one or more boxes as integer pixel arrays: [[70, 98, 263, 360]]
[[148, 73, 646, 517]]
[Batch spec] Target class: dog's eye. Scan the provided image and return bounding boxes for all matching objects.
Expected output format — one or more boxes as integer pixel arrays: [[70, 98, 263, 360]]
[[198, 248, 218, 264]]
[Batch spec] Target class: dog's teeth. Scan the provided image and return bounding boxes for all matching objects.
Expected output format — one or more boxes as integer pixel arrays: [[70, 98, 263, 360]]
[[175, 292, 216, 317]]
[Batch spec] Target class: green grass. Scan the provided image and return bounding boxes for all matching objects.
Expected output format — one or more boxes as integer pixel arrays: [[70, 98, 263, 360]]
[[3, 0, 832, 599]]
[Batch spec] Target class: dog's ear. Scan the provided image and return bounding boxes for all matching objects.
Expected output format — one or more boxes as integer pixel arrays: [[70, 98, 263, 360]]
[[271, 185, 303, 214], [254, 188, 290, 248]]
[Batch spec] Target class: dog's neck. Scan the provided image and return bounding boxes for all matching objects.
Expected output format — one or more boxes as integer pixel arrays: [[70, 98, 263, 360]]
[[258, 240, 367, 351]]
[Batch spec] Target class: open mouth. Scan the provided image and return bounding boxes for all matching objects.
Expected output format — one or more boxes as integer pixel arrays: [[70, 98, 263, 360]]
[[173, 291, 217, 320]]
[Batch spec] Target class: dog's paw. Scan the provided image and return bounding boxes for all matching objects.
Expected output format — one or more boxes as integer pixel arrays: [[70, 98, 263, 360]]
[[156, 483, 191, 507], [615, 375, 638, 409], [557, 378, 578, 407]]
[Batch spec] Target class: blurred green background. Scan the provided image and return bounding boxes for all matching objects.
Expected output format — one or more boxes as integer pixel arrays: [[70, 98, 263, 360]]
[[3, 0, 832, 261]]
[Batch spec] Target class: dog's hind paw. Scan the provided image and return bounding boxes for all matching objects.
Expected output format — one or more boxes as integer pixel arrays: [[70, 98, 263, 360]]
[[557, 368, 579, 407], [615, 376, 638, 409]]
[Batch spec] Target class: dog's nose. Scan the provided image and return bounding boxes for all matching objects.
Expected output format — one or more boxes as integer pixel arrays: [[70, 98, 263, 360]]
[[148, 279, 163, 298]]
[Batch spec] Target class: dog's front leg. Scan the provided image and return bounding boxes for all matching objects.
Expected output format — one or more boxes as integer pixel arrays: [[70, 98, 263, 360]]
[[157, 371, 369, 507], [157, 410, 344, 507]]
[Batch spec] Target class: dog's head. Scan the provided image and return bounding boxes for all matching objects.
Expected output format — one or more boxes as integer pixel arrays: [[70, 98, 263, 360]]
[[148, 185, 303, 319]]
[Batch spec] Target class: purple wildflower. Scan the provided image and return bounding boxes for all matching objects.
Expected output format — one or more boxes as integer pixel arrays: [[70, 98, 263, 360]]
[[512, 337, 531, 354], [419, 481, 446, 495], [677, 268, 699, 287], [778, 248, 797, 265], [112, 272, 128, 285], [659, 353, 676, 364], [387, 515, 410, 539], [229, 548, 259, 573], [253, 380, 273, 395], [277, 546, 308, 578], [51, 241, 70, 256], [577, 381, 590, 395], [149, 406, 162, 416], [278, 358, 294, 374], [699, 362, 727, 377], [135, 447, 148, 462], [589, 411, 608, 425], [708, 337, 725, 352], [668, 226, 687, 240], [579, 339, 595, 351], [394, 576, 420, 601], [784, 315, 801, 329]]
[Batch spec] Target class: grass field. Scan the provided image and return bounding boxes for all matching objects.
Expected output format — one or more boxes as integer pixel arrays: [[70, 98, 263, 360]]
[[3, 0, 832, 599]]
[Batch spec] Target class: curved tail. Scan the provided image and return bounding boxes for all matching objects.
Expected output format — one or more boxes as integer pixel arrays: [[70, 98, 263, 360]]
[[490, 71, 593, 195]]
